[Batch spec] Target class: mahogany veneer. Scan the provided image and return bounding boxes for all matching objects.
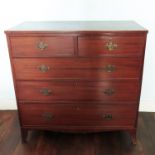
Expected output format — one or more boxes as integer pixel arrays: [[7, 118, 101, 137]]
[[19, 104, 136, 127], [5, 21, 148, 144], [10, 36, 74, 57], [16, 80, 139, 102], [13, 57, 141, 80]]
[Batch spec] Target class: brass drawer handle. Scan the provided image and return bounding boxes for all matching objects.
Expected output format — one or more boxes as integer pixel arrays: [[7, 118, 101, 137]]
[[103, 114, 113, 120], [42, 112, 54, 120], [40, 88, 52, 96], [103, 88, 115, 96], [37, 41, 48, 50], [104, 65, 116, 72], [106, 41, 118, 51], [38, 65, 50, 73]]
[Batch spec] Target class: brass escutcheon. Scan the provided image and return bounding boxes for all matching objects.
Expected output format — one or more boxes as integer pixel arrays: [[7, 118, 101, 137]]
[[106, 41, 118, 51], [37, 41, 48, 50]]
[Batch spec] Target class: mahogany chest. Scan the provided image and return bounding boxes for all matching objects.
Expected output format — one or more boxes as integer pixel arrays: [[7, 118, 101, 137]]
[[5, 21, 148, 144]]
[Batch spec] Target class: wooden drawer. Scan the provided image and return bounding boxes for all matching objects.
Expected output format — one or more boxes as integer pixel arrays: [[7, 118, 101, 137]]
[[13, 57, 141, 80], [19, 103, 136, 127], [10, 36, 74, 57], [16, 80, 139, 102], [78, 36, 145, 56]]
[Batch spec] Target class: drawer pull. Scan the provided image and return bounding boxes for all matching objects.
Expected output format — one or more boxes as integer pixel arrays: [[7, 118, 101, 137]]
[[38, 65, 50, 73], [103, 114, 113, 120], [106, 41, 118, 51], [42, 112, 53, 120], [37, 41, 48, 50], [104, 65, 116, 72], [103, 88, 115, 96], [40, 88, 52, 96]]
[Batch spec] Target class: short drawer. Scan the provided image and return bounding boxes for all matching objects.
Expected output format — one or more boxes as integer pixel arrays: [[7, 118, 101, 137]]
[[16, 80, 139, 102], [78, 36, 146, 56], [13, 57, 141, 80], [10, 36, 74, 57], [19, 103, 136, 127]]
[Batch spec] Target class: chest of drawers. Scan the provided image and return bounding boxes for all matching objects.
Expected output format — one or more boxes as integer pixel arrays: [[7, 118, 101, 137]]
[[5, 21, 148, 144]]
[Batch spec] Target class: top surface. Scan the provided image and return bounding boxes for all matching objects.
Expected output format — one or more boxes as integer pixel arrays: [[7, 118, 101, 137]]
[[6, 21, 147, 32]]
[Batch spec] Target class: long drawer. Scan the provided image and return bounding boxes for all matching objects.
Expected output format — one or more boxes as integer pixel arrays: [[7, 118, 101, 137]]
[[16, 80, 139, 102], [10, 36, 74, 57], [19, 103, 137, 127], [13, 57, 141, 80], [78, 36, 145, 56]]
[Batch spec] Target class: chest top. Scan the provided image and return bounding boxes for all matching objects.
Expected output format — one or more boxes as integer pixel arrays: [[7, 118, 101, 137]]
[[5, 21, 147, 33]]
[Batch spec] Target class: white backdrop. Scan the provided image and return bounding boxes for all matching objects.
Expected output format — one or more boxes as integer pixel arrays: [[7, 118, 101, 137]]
[[0, 0, 154, 111]]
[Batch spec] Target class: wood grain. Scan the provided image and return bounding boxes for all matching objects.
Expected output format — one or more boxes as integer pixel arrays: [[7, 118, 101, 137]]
[[0, 111, 155, 155], [19, 103, 136, 127], [10, 36, 74, 57], [13, 57, 141, 80], [16, 80, 139, 102], [5, 21, 148, 144], [78, 36, 146, 56]]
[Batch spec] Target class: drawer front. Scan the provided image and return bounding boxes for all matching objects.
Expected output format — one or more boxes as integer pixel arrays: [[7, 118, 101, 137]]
[[13, 57, 141, 80], [19, 103, 136, 127], [78, 36, 145, 56], [16, 80, 139, 102], [10, 36, 74, 57]]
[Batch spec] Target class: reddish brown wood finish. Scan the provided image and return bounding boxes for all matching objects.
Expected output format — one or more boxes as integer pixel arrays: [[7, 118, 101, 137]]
[[5, 21, 148, 144], [10, 36, 74, 57], [19, 103, 136, 127], [78, 36, 146, 56], [1, 111, 155, 154], [16, 80, 139, 102], [13, 57, 141, 80]]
